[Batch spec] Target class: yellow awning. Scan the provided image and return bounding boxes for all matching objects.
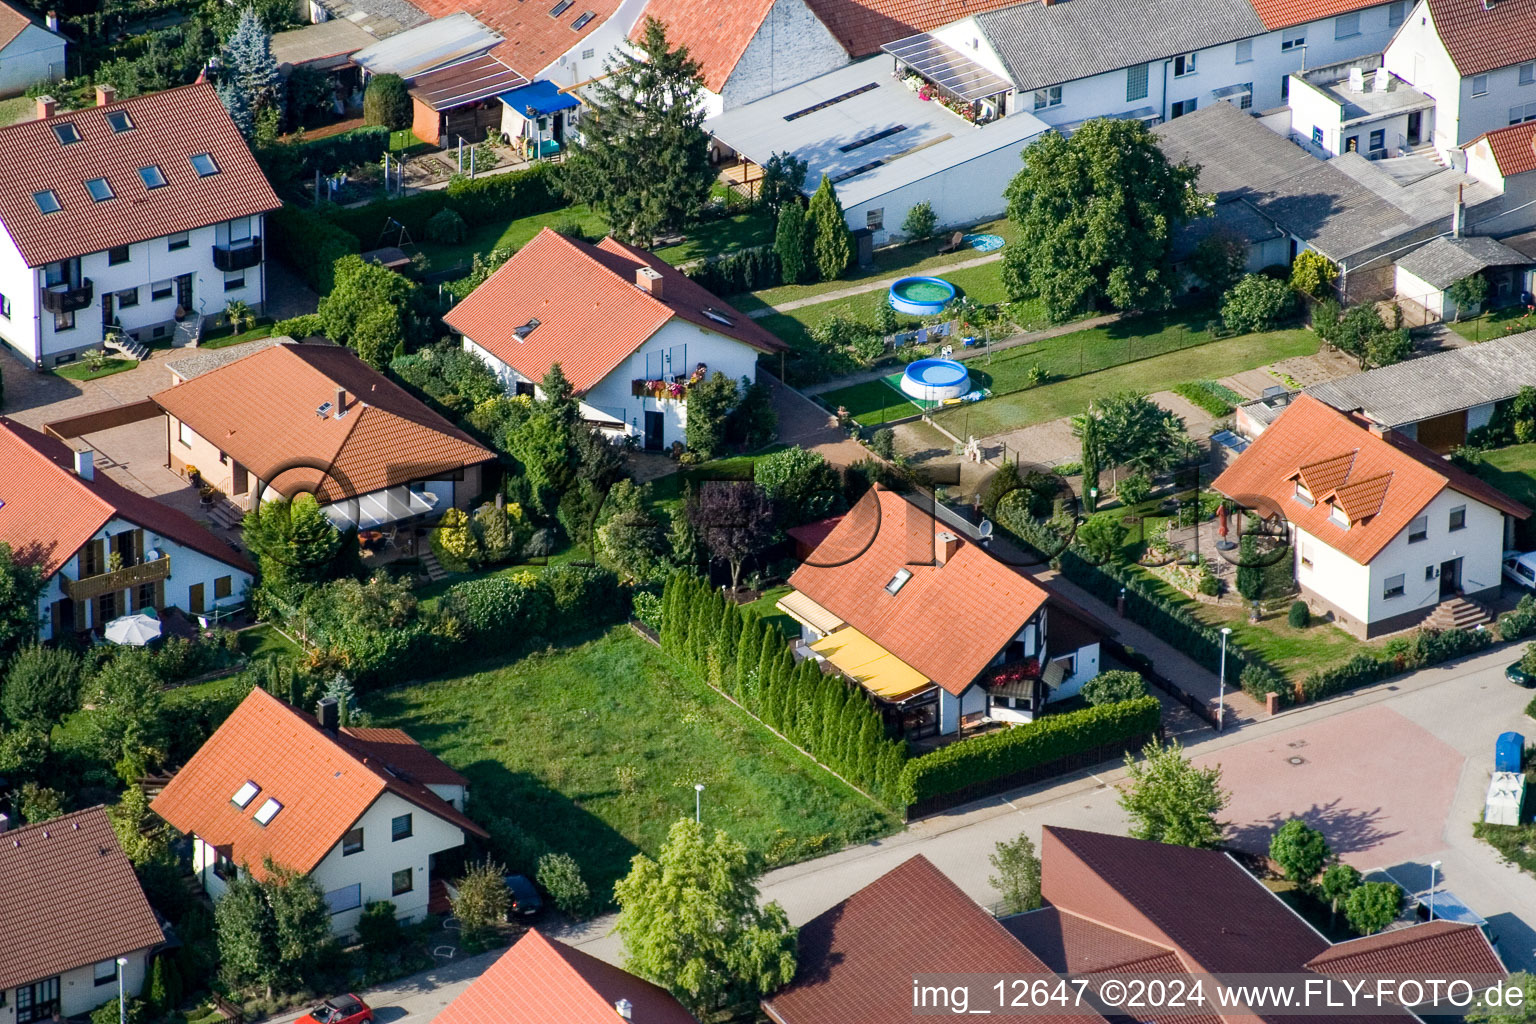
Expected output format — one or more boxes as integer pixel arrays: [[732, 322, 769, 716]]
[[810, 627, 932, 700], [776, 590, 845, 634]]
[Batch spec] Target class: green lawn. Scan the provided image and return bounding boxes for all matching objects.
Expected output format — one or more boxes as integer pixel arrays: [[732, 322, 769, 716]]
[[53, 357, 137, 381], [237, 623, 303, 662], [1187, 592, 1376, 682], [818, 379, 923, 425], [415, 204, 612, 275], [199, 320, 276, 350], [646, 445, 789, 515], [1473, 444, 1536, 547], [368, 627, 898, 899], [934, 330, 1318, 436], [742, 584, 798, 639], [653, 210, 777, 265], [0, 96, 34, 126], [1448, 306, 1536, 344]]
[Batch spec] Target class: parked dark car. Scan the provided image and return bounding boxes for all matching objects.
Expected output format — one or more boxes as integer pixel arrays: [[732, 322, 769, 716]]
[[297, 996, 372, 1024], [1508, 660, 1536, 687], [504, 873, 543, 918]]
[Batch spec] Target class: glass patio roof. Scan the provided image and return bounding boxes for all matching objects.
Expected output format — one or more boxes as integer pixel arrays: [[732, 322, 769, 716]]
[[881, 32, 1014, 103]]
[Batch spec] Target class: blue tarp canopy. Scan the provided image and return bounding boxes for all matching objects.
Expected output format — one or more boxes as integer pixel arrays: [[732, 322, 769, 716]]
[[499, 80, 579, 118], [1497, 731, 1525, 773]]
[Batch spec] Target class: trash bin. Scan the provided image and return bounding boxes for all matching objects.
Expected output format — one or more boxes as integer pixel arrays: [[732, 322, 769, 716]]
[[1496, 731, 1525, 774]]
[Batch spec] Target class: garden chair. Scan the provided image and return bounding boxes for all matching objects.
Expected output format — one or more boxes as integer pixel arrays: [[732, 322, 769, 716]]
[[937, 231, 965, 254]]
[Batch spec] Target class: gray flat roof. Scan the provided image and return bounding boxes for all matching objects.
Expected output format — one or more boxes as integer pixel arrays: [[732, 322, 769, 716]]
[[1304, 331, 1536, 428], [1300, 69, 1435, 125], [270, 19, 377, 67], [1395, 235, 1531, 289], [352, 12, 500, 79]]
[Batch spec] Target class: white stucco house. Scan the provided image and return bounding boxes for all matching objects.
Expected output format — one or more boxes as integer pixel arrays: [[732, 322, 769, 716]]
[[445, 228, 786, 451], [151, 688, 487, 935], [0, 806, 165, 1024], [1382, 0, 1536, 162], [0, 417, 255, 640], [1214, 393, 1530, 637], [0, 82, 280, 369], [780, 487, 1105, 739], [0, 1, 65, 97]]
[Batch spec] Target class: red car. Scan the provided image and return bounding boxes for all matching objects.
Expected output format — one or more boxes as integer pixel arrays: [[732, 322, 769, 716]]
[[298, 995, 372, 1024]]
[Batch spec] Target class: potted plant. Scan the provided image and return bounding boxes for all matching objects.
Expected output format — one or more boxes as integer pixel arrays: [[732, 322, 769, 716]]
[[199, 485, 216, 506], [185, 465, 201, 486]]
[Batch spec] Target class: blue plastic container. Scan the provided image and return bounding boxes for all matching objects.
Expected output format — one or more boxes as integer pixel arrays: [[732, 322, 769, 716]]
[[1496, 731, 1525, 773]]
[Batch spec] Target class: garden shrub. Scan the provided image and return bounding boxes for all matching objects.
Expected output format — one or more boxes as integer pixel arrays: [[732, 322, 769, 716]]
[[355, 900, 403, 952], [1221, 273, 1296, 334], [430, 508, 479, 572], [897, 697, 1161, 805], [442, 572, 552, 642], [632, 590, 663, 631], [1527, 693, 1536, 720], [425, 207, 467, 244], [272, 313, 324, 339], [267, 204, 359, 293], [543, 565, 628, 632], [321, 162, 567, 245], [1502, 594, 1536, 642], [536, 851, 591, 918], [362, 73, 411, 129], [1288, 601, 1310, 629], [1080, 670, 1147, 705], [685, 245, 782, 295], [1116, 473, 1151, 507], [870, 427, 896, 460]]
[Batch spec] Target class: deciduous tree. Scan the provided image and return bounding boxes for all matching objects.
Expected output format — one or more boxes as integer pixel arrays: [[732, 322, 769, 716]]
[[1189, 232, 1248, 294], [453, 858, 510, 942], [1119, 739, 1228, 848], [0, 542, 43, 667], [687, 481, 775, 593], [1268, 818, 1331, 888], [759, 152, 808, 216], [1, 644, 81, 728], [1447, 273, 1489, 320], [988, 832, 1042, 915], [1343, 880, 1402, 935], [317, 256, 415, 367], [1221, 274, 1295, 334], [1289, 250, 1337, 299]]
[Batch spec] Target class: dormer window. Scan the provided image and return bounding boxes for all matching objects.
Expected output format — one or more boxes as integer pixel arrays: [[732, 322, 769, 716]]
[[231, 780, 260, 807], [1328, 503, 1349, 528], [190, 152, 219, 177], [52, 122, 81, 145], [1294, 482, 1314, 507], [253, 797, 283, 825], [106, 110, 134, 133], [884, 568, 912, 595]]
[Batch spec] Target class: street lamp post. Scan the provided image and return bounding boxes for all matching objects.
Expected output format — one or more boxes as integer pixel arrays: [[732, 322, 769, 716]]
[[1428, 860, 1442, 921], [1218, 627, 1232, 732], [695, 783, 704, 824], [116, 958, 127, 1024]]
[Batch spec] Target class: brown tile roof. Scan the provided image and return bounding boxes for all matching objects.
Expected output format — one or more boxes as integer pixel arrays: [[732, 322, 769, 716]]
[[0, 82, 280, 268], [151, 343, 494, 504], [1423, 0, 1536, 76], [1307, 920, 1505, 976], [787, 487, 1052, 696], [342, 727, 470, 787], [800, 0, 1020, 56], [435, 929, 698, 1024], [0, 0, 35, 50], [764, 854, 1107, 1024], [1248, 0, 1397, 31], [1469, 120, 1536, 179], [151, 688, 485, 881], [443, 228, 784, 394], [1003, 907, 1179, 973], [0, 417, 253, 579], [0, 806, 165, 992], [1212, 394, 1528, 565], [408, 0, 622, 79], [632, 0, 778, 92]]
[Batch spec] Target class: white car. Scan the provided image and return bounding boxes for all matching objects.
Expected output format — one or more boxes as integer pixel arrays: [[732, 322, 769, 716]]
[[1502, 550, 1536, 589]]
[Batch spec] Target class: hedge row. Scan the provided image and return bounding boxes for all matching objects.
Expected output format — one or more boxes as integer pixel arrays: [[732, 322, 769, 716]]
[[322, 161, 568, 243], [658, 572, 906, 805], [897, 697, 1161, 805], [684, 245, 782, 296], [268, 203, 361, 293], [1298, 625, 1493, 701]]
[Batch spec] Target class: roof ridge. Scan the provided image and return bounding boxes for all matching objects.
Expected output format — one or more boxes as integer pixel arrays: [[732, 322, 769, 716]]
[[249, 686, 385, 791], [0, 417, 115, 530], [0, 802, 108, 842]]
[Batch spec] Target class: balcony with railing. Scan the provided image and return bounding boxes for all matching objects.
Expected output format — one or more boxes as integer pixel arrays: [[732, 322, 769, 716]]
[[40, 277, 93, 313], [213, 239, 262, 272], [62, 555, 171, 601]]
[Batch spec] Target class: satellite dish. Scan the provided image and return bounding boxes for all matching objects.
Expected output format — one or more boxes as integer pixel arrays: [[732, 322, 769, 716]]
[[978, 519, 994, 541]]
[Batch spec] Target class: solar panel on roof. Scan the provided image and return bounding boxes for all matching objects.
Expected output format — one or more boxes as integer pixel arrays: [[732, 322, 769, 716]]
[[838, 125, 909, 153], [783, 82, 878, 121], [880, 33, 1014, 102]]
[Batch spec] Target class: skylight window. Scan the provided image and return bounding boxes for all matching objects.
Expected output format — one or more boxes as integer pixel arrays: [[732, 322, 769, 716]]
[[52, 122, 81, 145], [550, 0, 573, 14], [884, 568, 912, 595], [139, 165, 167, 189], [32, 190, 60, 214], [513, 317, 541, 340], [106, 110, 134, 133], [253, 797, 283, 825], [572, 10, 595, 28], [231, 781, 260, 808], [85, 177, 114, 202], [703, 307, 735, 326], [190, 153, 220, 177]]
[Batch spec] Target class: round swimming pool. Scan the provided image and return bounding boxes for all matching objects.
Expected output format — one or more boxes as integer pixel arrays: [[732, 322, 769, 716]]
[[901, 358, 971, 402], [889, 275, 956, 316]]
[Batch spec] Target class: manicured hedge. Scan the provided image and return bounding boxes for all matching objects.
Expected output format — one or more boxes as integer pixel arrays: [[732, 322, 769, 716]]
[[1298, 626, 1493, 701], [268, 204, 360, 293], [896, 697, 1161, 805], [322, 161, 568, 243], [685, 245, 781, 295]]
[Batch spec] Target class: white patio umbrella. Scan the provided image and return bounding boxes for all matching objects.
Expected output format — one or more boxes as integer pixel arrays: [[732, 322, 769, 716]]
[[104, 613, 162, 646]]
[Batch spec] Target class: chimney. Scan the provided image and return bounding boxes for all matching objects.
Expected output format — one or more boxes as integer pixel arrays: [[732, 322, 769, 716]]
[[35, 95, 55, 120], [95, 84, 116, 106], [317, 697, 339, 734], [73, 449, 94, 481], [334, 385, 346, 419], [45, 9, 58, 31], [614, 1000, 632, 1021], [0, 813, 10, 834], [1368, 421, 1393, 441], [935, 530, 960, 567], [1454, 183, 1464, 237], [635, 265, 663, 300]]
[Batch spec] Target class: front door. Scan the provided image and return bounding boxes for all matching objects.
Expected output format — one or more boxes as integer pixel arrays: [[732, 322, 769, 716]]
[[1407, 111, 1422, 145], [189, 582, 205, 615], [102, 291, 114, 331], [1440, 557, 1462, 598], [232, 463, 249, 496], [644, 410, 664, 451], [175, 273, 193, 313]]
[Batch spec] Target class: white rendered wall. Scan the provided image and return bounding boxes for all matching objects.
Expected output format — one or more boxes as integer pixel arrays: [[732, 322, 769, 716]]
[[721, 0, 849, 110]]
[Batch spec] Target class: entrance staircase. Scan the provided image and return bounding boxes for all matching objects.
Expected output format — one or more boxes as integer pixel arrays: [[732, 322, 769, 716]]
[[173, 315, 202, 348], [208, 497, 247, 530], [105, 332, 150, 361], [1424, 596, 1493, 631]]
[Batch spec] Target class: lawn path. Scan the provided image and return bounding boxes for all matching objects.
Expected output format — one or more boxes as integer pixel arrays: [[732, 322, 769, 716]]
[[748, 251, 1008, 319]]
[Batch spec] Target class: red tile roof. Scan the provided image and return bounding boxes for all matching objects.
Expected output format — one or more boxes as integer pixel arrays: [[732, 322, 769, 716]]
[[787, 487, 1053, 696], [1423, 0, 1536, 76], [1003, 907, 1180, 974], [800, 0, 1020, 56], [152, 343, 494, 504], [443, 228, 784, 394], [0, 806, 166, 991], [341, 727, 470, 787], [632, 0, 778, 92], [0, 0, 35, 49], [1469, 120, 1536, 179], [764, 855, 1107, 1024], [0, 417, 252, 579], [1248, 0, 1398, 31], [1307, 919, 1505, 976], [0, 82, 280, 267], [1212, 394, 1528, 565], [407, 0, 622, 80], [151, 688, 485, 881], [436, 929, 697, 1024]]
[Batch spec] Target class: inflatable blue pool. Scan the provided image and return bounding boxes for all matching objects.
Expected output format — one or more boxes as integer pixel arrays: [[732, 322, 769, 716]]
[[901, 358, 970, 402], [889, 276, 956, 316]]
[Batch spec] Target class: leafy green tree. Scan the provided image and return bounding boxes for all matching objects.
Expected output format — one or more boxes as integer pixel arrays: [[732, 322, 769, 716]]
[[215, 873, 277, 996], [759, 152, 808, 216], [562, 17, 714, 244], [264, 859, 330, 990], [1466, 972, 1536, 1024], [110, 784, 169, 866], [362, 72, 410, 129], [511, 414, 577, 516], [754, 448, 842, 526], [1189, 232, 1248, 294], [1289, 250, 1337, 299], [18, 781, 63, 823], [1447, 273, 1489, 320], [688, 481, 775, 592], [559, 426, 626, 562], [1119, 739, 1228, 847], [317, 256, 414, 367], [453, 859, 510, 942], [1268, 818, 1331, 887], [1, 643, 81, 727], [1081, 670, 1147, 705], [1117, 472, 1151, 507], [1236, 533, 1263, 603], [1082, 393, 1194, 479], [241, 495, 345, 611], [87, 655, 169, 780], [537, 851, 592, 917], [219, 8, 283, 126], [686, 371, 739, 457], [806, 175, 853, 282], [1002, 119, 1205, 320], [1319, 862, 1361, 924], [902, 200, 938, 242], [1075, 512, 1127, 564], [1365, 327, 1413, 369], [0, 542, 42, 666], [601, 507, 667, 581], [1343, 880, 1402, 935], [615, 818, 797, 1016], [1079, 411, 1101, 513], [728, 378, 777, 449], [350, 304, 407, 369], [1221, 274, 1295, 333], [774, 203, 809, 285], [988, 832, 1042, 915]]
